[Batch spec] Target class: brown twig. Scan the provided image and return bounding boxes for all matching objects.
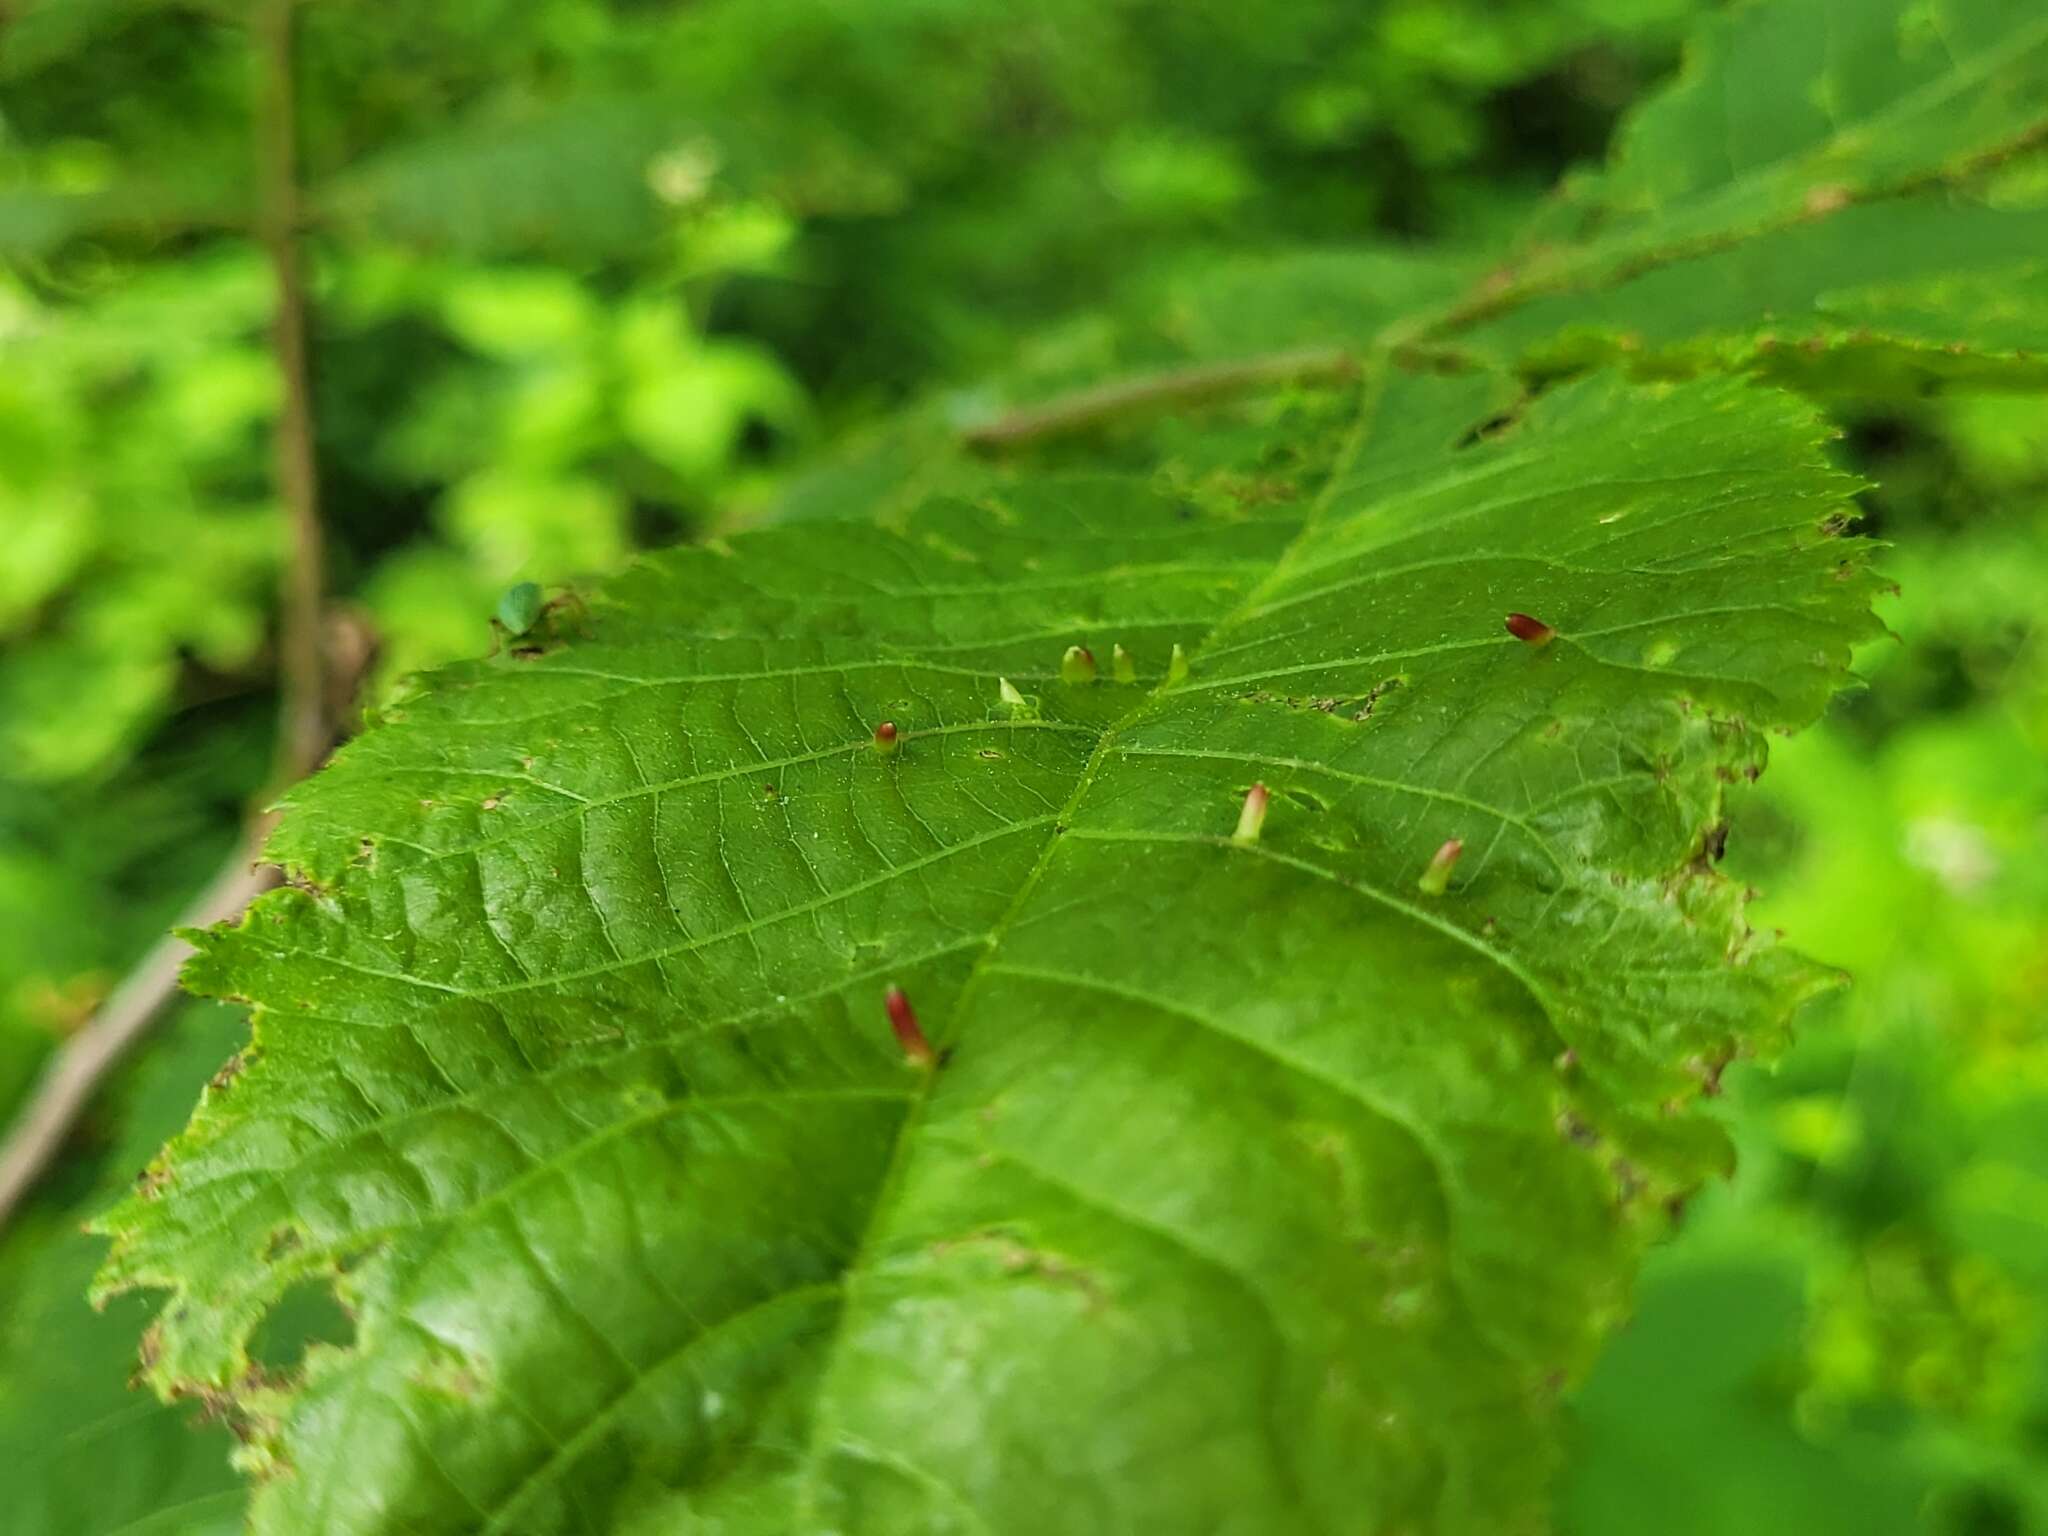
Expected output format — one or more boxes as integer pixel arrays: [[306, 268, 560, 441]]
[[259, 0, 327, 784], [0, 0, 332, 1232], [0, 837, 280, 1228], [962, 345, 1356, 451]]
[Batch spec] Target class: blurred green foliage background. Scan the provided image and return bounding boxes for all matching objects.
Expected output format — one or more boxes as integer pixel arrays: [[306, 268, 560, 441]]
[[0, 1, 2042, 1531]]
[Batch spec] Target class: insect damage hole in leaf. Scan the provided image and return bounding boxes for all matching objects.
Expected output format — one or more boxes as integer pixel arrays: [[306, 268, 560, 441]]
[[244, 1274, 356, 1384]]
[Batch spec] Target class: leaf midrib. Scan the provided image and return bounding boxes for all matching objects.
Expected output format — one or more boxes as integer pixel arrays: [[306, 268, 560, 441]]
[[786, 365, 1390, 1516]]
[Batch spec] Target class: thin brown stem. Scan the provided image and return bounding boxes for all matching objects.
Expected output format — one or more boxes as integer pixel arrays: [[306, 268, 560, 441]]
[[0, 0, 334, 1232], [259, 0, 327, 783], [0, 834, 279, 1229], [962, 346, 1356, 451]]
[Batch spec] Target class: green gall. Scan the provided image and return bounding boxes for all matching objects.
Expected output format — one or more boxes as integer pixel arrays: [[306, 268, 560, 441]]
[[1417, 838, 1464, 896], [1232, 782, 1270, 846]]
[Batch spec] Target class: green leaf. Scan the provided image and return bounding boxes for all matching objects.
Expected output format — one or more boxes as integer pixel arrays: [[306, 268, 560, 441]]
[[77, 2, 2048, 1528], [0, 180, 247, 258], [96, 365, 1881, 1533], [1429, 0, 2048, 383], [0, 255, 279, 782], [1, 1004, 247, 1536], [1563, 1240, 1936, 1536], [311, 96, 688, 259], [1509, 0, 2048, 283], [1454, 194, 2048, 386]]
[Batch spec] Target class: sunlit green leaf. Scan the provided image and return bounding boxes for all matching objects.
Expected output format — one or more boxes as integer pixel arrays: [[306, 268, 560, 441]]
[[97, 366, 1880, 1533]]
